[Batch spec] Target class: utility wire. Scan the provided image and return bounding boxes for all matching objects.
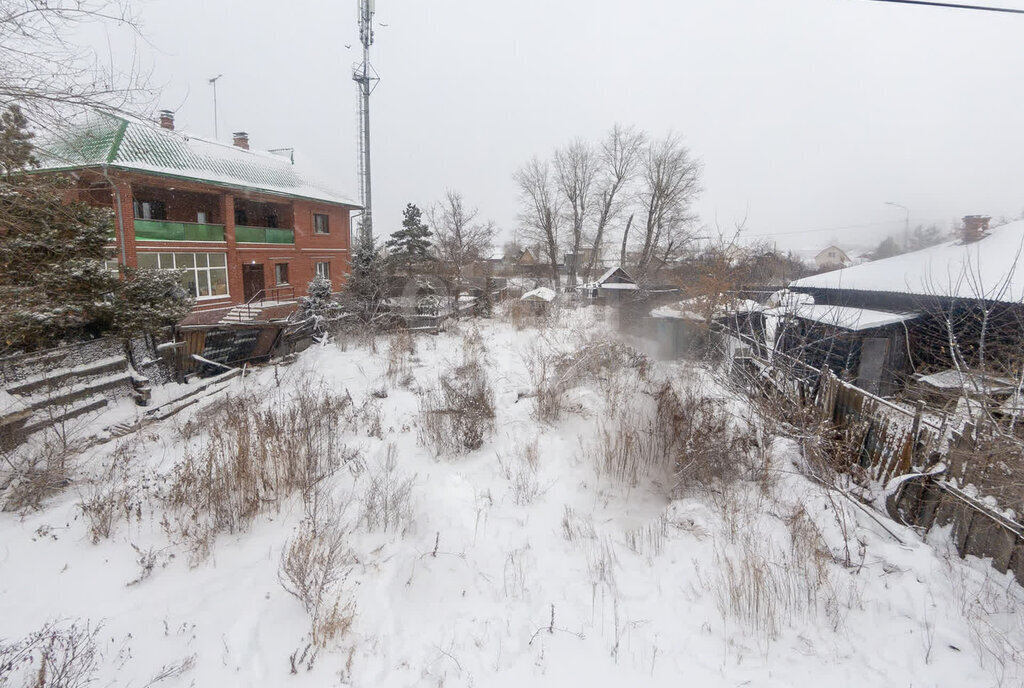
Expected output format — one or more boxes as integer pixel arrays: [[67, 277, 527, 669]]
[[865, 0, 1024, 15]]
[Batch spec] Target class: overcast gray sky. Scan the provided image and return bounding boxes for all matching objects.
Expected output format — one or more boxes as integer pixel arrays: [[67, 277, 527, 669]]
[[107, 0, 1024, 251]]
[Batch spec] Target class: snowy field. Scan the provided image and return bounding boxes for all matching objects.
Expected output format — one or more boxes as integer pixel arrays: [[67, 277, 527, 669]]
[[1, 305, 1022, 687]]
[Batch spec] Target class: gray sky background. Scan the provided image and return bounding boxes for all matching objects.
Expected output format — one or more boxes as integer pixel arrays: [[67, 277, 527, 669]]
[[98, 0, 1024, 252]]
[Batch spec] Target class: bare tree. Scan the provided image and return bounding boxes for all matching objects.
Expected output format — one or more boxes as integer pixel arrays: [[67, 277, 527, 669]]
[[1, 0, 152, 130], [514, 157, 562, 289], [430, 190, 495, 305], [553, 139, 597, 289], [587, 125, 645, 281], [634, 133, 703, 280]]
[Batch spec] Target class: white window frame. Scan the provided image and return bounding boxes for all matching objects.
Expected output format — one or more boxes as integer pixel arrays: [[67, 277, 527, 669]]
[[139, 252, 230, 300], [315, 261, 330, 280], [275, 262, 290, 285]]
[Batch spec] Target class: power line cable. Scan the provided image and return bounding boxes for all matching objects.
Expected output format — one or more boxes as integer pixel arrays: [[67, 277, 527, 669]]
[[865, 0, 1024, 15]]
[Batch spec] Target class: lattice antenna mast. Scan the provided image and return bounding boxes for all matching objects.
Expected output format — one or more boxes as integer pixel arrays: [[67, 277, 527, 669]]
[[353, 0, 379, 246]]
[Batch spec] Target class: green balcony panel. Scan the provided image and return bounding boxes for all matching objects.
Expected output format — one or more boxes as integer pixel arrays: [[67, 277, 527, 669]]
[[134, 220, 225, 242], [235, 226, 295, 244]]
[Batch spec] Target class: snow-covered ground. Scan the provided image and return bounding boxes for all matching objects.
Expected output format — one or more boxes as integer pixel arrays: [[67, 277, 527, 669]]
[[1, 305, 1022, 687]]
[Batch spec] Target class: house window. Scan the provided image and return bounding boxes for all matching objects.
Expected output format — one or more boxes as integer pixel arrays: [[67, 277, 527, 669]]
[[234, 208, 248, 226], [313, 213, 330, 235], [315, 261, 330, 280], [196, 211, 207, 224], [133, 200, 166, 220], [138, 251, 229, 300], [275, 263, 289, 285]]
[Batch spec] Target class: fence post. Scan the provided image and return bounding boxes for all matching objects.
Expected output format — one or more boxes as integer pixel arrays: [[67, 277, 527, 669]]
[[910, 399, 924, 466]]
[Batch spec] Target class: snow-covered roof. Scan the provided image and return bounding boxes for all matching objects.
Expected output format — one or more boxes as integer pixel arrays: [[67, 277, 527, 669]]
[[791, 221, 1024, 303], [764, 303, 918, 331], [34, 112, 360, 207], [593, 264, 630, 284], [521, 287, 556, 302]]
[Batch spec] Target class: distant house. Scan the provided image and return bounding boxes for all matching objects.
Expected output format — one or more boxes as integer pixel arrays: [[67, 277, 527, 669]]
[[814, 246, 851, 271], [516, 248, 539, 266], [32, 110, 360, 314], [579, 266, 639, 300]]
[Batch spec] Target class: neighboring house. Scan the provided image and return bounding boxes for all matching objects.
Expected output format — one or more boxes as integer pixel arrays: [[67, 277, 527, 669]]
[[814, 245, 851, 271], [779, 218, 1024, 397], [33, 110, 360, 313], [515, 248, 539, 266], [578, 266, 639, 300]]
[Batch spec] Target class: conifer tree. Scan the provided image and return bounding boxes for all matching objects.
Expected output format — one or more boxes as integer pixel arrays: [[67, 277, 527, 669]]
[[0, 107, 191, 353], [343, 235, 389, 326], [0, 105, 36, 179], [385, 203, 433, 275]]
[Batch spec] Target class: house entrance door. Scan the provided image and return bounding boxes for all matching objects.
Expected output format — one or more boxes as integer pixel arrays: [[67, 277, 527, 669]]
[[242, 264, 265, 302]]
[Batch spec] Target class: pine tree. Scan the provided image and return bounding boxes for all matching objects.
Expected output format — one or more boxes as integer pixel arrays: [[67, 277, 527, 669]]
[[0, 111, 191, 353], [0, 105, 37, 180], [385, 203, 433, 275], [343, 236, 389, 325], [301, 274, 335, 336]]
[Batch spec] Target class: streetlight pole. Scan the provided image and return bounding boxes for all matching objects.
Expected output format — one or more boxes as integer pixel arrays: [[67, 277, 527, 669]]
[[884, 201, 910, 249], [208, 74, 223, 139]]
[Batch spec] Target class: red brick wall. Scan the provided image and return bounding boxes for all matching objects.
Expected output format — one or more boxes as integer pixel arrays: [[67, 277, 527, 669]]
[[74, 169, 355, 311]]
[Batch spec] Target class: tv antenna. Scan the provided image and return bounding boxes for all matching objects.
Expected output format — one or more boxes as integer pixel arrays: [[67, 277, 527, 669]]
[[353, 0, 379, 246], [208, 74, 223, 139]]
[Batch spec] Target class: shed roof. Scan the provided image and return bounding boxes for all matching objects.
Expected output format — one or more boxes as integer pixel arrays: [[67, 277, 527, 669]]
[[34, 112, 360, 207], [764, 303, 918, 331], [791, 221, 1024, 303]]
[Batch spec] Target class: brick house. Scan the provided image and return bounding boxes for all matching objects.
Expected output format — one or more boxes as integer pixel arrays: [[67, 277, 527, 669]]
[[34, 111, 359, 317]]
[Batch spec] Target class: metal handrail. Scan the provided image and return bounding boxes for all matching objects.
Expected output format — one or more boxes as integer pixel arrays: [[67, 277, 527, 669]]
[[240, 284, 296, 320]]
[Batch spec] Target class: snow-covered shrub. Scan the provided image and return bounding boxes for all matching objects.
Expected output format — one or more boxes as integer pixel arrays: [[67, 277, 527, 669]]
[[301, 274, 336, 337], [0, 619, 102, 688], [654, 381, 759, 495], [359, 444, 414, 533], [418, 361, 495, 456]]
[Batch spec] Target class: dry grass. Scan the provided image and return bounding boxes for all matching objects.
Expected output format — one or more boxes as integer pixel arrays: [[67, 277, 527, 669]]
[[279, 495, 357, 652], [385, 328, 416, 386], [164, 385, 361, 563], [0, 619, 102, 688], [0, 436, 73, 513], [360, 444, 415, 533], [497, 440, 541, 506], [418, 360, 495, 457], [77, 441, 144, 544], [705, 503, 841, 642]]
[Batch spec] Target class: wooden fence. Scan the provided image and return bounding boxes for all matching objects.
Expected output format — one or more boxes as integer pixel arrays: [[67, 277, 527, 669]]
[[727, 335, 1024, 586]]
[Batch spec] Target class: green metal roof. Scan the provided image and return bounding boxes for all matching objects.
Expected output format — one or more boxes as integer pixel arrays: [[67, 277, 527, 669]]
[[36, 112, 360, 207]]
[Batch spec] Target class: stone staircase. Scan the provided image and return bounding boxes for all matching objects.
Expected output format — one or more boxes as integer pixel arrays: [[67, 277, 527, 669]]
[[220, 300, 295, 324], [1, 355, 144, 445]]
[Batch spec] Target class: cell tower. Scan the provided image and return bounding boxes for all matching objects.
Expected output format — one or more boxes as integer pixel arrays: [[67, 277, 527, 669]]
[[353, 0, 379, 246]]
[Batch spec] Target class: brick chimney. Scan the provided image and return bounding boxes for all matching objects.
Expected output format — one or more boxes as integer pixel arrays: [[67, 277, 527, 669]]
[[232, 131, 250, 150], [961, 215, 990, 243], [158, 110, 175, 130]]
